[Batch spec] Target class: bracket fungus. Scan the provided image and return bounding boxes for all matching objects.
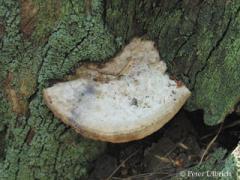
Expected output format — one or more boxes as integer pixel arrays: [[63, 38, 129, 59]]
[[43, 38, 191, 143]]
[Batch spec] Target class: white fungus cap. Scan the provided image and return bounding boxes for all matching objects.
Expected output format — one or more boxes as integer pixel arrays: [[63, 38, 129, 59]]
[[43, 38, 191, 143]]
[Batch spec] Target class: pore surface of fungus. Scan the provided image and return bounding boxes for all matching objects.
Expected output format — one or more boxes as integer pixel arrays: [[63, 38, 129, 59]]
[[43, 38, 191, 143]]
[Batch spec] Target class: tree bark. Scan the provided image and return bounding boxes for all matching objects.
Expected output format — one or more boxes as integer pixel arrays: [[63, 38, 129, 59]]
[[0, 0, 239, 179], [105, 0, 240, 125]]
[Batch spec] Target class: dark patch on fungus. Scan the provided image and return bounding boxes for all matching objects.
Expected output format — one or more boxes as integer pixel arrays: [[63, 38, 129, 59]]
[[85, 84, 95, 95], [130, 98, 138, 107], [172, 90, 176, 95]]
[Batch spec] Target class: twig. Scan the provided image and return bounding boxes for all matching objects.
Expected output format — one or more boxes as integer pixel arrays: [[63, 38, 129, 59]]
[[164, 138, 186, 157], [106, 150, 139, 180], [154, 155, 172, 163], [220, 119, 240, 129], [200, 119, 240, 140], [199, 123, 223, 165], [178, 142, 189, 150]]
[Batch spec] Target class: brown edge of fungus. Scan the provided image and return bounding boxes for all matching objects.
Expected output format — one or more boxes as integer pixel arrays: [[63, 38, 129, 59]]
[[43, 88, 190, 143]]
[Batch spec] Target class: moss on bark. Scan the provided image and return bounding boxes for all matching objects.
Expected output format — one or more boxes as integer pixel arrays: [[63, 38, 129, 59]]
[[105, 0, 240, 125], [0, 0, 117, 179]]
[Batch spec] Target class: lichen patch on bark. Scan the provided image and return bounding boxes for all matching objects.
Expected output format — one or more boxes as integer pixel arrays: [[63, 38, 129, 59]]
[[1, 0, 240, 179]]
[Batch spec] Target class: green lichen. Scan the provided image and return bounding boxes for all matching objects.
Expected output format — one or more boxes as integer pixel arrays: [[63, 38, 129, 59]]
[[145, 0, 240, 125], [1, 0, 240, 179], [221, 154, 238, 180], [38, 13, 116, 84], [106, 0, 240, 125], [0, 0, 116, 179], [106, 0, 140, 42]]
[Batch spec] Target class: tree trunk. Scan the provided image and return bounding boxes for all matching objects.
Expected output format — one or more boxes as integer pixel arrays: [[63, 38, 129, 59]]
[[105, 0, 240, 125], [0, 0, 239, 179]]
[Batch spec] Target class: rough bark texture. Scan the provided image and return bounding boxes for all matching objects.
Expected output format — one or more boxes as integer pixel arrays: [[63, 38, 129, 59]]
[[105, 0, 240, 125], [0, 0, 240, 179], [0, 0, 116, 179]]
